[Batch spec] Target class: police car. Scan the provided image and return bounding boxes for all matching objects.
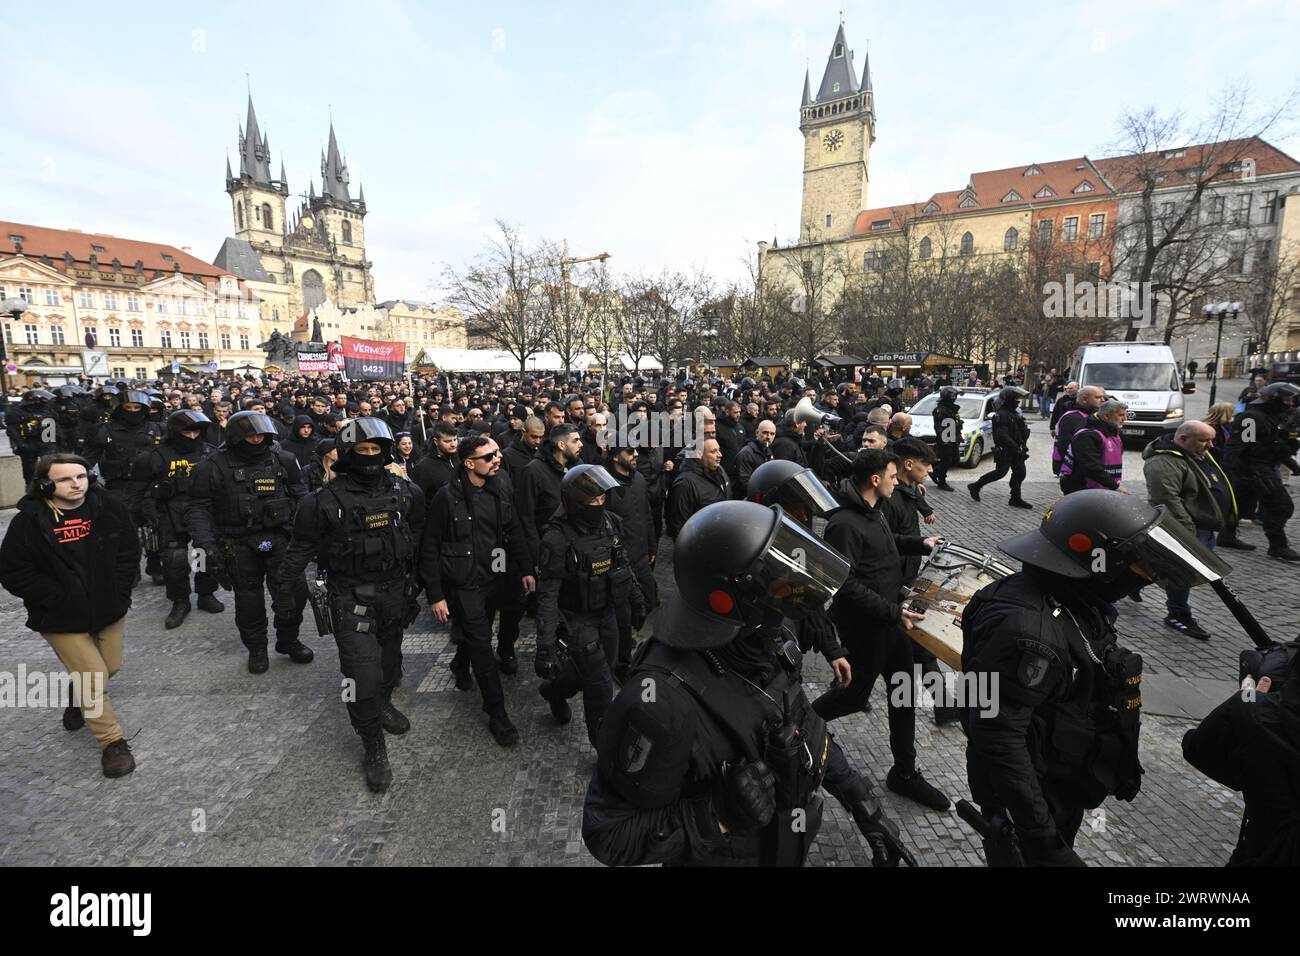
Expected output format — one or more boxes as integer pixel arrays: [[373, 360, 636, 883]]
[[909, 388, 996, 467]]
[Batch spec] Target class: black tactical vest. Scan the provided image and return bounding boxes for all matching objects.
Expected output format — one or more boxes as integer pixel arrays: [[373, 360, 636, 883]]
[[99, 420, 162, 481], [210, 450, 294, 531], [323, 476, 416, 582], [554, 515, 619, 614]]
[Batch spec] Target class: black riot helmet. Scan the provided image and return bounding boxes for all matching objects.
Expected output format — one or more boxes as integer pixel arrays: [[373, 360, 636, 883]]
[[166, 409, 211, 439], [22, 388, 55, 405], [939, 386, 960, 402], [55, 384, 84, 400], [998, 386, 1029, 408], [336, 417, 395, 461], [655, 500, 851, 649], [560, 463, 619, 513], [746, 459, 839, 525], [1000, 489, 1230, 589], [224, 410, 279, 445], [1252, 381, 1300, 409], [113, 389, 152, 410], [95, 385, 119, 404]]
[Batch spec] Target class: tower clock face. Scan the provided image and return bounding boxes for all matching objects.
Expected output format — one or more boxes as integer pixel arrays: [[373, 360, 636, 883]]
[[822, 129, 845, 152]]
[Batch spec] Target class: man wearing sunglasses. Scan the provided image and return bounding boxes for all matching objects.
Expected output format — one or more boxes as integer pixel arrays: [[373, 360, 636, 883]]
[[420, 435, 535, 747]]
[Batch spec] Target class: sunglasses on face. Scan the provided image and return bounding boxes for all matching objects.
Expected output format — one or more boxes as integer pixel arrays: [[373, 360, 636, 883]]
[[468, 449, 500, 462]]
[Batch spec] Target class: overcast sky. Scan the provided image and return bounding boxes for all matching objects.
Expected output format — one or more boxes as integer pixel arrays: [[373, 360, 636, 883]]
[[3, 0, 1297, 302]]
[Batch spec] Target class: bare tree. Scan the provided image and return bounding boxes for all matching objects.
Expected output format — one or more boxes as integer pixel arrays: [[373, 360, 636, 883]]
[[584, 263, 624, 383], [770, 231, 846, 368], [537, 241, 592, 378], [617, 274, 659, 374], [441, 220, 549, 374], [1243, 244, 1300, 356]]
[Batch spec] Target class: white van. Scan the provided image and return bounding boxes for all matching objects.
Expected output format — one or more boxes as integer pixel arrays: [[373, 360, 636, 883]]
[[1069, 342, 1185, 439]]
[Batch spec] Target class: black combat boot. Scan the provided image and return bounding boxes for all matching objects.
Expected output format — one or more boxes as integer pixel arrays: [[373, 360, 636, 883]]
[[1008, 497, 1034, 510], [101, 739, 136, 778], [274, 638, 314, 663], [935, 480, 955, 491], [497, 653, 519, 675], [488, 713, 520, 747], [360, 727, 392, 793], [886, 765, 950, 811], [539, 681, 572, 725], [248, 646, 270, 674], [968, 483, 982, 502], [197, 593, 225, 612], [449, 656, 473, 691], [380, 693, 411, 735], [164, 598, 191, 630], [1268, 545, 1300, 562]]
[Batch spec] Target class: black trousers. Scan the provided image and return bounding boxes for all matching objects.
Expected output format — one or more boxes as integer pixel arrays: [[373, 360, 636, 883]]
[[614, 556, 658, 667], [160, 533, 218, 602], [449, 582, 507, 718], [547, 606, 618, 747], [972, 448, 1026, 498], [496, 573, 525, 659], [331, 581, 406, 733], [226, 532, 308, 650], [812, 623, 917, 771], [1254, 467, 1295, 548], [933, 444, 958, 484]]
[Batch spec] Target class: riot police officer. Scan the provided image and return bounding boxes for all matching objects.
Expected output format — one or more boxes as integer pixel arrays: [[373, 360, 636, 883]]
[[135, 409, 224, 629], [5, 389, 58, 482], [535, 464, 645, 748], [279, 419, 426, 793], [52, 385, 86, 453], [582, 500, 912, 867], [969, 386, 1032, 509], [90, 390, 165, 583], [1225, 382, 1300, 561], [962, 489, 1228, 865], [77, 385, 116, 461], [186, 410, 313, 674], [932, 386, 962, 491]]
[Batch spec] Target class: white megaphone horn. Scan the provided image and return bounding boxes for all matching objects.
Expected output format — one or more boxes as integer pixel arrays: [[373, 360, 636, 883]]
[[791, 395, 841, 428]]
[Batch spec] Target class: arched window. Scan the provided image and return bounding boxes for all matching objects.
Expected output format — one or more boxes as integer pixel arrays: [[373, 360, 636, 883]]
[[262, 203, 273, 231], [302, 269, 326, 311], [919, 236, 932, 259], [341, 220, 352, 244], [1003, 227, 1019, 252], [236, 202, 244, 229], [960, 232, 974, 256]]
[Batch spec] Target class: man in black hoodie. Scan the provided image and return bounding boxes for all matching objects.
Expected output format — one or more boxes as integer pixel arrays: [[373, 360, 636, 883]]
[[0, 453, 140, 778], [282, 415, 319, 467], [812, 448, 949, 811], [515, 424, 582, 573]]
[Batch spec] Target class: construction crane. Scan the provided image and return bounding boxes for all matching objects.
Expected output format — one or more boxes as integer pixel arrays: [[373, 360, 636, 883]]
[[473, 240, 610, 281]]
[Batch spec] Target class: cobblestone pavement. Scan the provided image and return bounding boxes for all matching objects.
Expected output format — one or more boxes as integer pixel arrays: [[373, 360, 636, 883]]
[[1, 393, 1296, 867]]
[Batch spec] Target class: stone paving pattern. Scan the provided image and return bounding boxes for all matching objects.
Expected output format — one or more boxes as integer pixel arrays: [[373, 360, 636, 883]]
[[1, 388, 1297, 867]]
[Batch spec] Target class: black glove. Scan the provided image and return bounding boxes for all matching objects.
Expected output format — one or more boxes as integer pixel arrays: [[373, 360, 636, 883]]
[[851, 797, 917, 867], [1021, 833, 1086, 867], [534, 643, 559, 681], [715, 760, 776, 835]]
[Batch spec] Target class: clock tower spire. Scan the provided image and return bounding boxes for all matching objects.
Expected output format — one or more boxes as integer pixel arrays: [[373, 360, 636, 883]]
[[798, 21, 875, 242]]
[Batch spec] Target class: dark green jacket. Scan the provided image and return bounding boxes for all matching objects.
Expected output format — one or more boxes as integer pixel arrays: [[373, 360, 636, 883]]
[[1141, 435, 1236, 533]]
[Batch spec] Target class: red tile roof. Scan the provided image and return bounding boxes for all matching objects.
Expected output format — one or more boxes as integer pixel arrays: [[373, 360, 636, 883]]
[[0, 221, 225, 279], [1091, 137, 1300, 192]]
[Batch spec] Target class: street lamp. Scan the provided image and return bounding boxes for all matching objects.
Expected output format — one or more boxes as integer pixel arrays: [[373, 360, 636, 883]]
[[1201, 300, 1242, 406], [0, 296, 28, 406]]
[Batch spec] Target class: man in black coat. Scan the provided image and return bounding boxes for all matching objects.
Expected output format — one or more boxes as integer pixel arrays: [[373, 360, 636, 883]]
[[770, 413, 810, 466], [410, 422, 460, 501], [734, 420, 776, 498], [969, 387, 1033, 509], [812, 448, 949, 811], [282, 415, 319, 467], [665, 439, 731, 538], [502, 416, 544, 477], [515, 424, 582, 572], [715, 400, 748, 487], [931, 387, 962, 491], [0, 453, 140, 778], [603, 444, 658, 681]]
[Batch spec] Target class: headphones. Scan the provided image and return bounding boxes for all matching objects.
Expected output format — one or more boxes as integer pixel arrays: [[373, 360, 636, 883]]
[[31, 463, 97, 499]]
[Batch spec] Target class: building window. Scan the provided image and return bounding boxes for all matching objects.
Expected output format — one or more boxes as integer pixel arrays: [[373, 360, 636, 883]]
[[1227, 243, 1245, 274], [160, 330, 173, 348], [79, 290, 93, 308], [1235, 194, 1251, 225], [1260, 191, 1278, 224], [1207, 195, 1225, 222], [239, 333, 250, 350], [237, 203, 244, 229], [135, 367, 148, 380], [262, 203, 273, 230], [220, 332, 231, 350], [1003, 227, 1018, 251], [863, 250, 887, 272], [959, 232, 974, 256], [1160, 201, 1175, 220], [157, 297, 169, 314], [1038, 219, 1053, 242], [1252, 240, 1271, 273], [44, 288, 60, 306], [1063, 217, 1079, 241], [825, 215, 832, 228], [1088, 213, 1105, 240], [109, 327, 122, 347], [1072, 181, 1094, 194], [131, 328, 144, 347], [217, 301, 228, 318], [177, 299, 188, 316], [126, 294, 140, 311], [50, 325, 64, 345], [2, 324, 10, 344], [19, 287, 33, 303], [342, 220, 352, 244], [198, 331, 209, 349], [1087, 261, 1101, 280], [104, 291, 118, 310], [112, 367, 125, 378], [180, 330, 192, 349], [194, 299, 206, 316], [272, 307, 279, 322], [24, 324, 39, 344], [919, 236, 932, 259]]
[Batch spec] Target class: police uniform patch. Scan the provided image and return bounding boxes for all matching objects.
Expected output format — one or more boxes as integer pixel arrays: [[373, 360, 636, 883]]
[[622, 728, 654, 774], [1015, 638, 1059, 689]]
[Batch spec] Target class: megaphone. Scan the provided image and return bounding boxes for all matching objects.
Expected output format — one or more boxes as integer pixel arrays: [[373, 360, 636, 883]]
[[791, 396, 841, 428]]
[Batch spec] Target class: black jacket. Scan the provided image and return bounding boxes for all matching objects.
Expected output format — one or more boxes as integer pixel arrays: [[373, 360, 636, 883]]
[[604, 463, 654, 562], [281, 415, 320, 467], [770, 424, 809, 466], [715, 415, 747, 479], [0, 488, 139, 633], [990, 406, 1030, 456], [933, 398, 962, 449], [666, 458, 731, 538], [734, 439, 773, 497], [1049, 397, 1079, 434], [515, 444, 569, 566], [824, 481, 930, 628], [1061, 414, 1122, 491], [884, 481, 934, 584], [419, 471, 530, 604], [501, 432, 535, 476], [410, 451, 460, 502]]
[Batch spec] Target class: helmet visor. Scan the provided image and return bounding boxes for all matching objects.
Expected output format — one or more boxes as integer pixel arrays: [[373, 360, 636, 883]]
[[339, 417, 395, 447], [568, 465, 620, 503], [746, 510, 850, 619], [1123, 508, 1232, 589], [233, 412, 278, 438], [781, 469, 841, 518]]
